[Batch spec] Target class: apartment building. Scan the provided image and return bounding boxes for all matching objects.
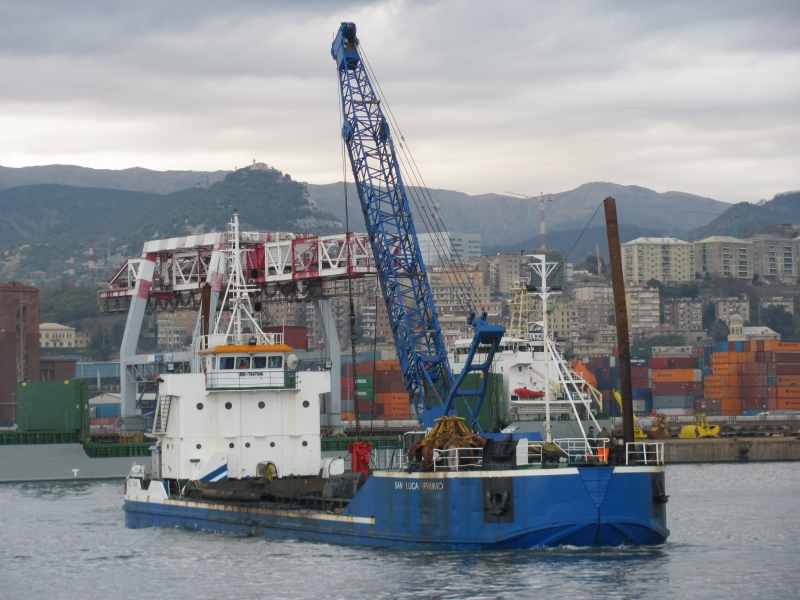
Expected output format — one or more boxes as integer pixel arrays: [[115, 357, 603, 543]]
[[662, 298, 703, 331], [574, 300, 614, 338], [572, 284, 614, 302], [625, 287, 660, 333], [715, 295, 750, 326], [548, 300, 579, 340], [760, 296, 794, 316], [622, 237, 694, 285], [694, 236, 754, 280], [749, 234, 797, 283]]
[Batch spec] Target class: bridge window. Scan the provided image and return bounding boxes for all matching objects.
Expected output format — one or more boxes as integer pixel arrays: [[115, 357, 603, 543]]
[[220, 357, 235, 370], [253, 356, 267, 369], [236, 357, 251, 369], [268, 356, 283, 369]]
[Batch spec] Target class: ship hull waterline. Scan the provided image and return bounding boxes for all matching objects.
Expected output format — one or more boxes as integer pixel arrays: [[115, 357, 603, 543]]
[[124, 466, 668, 550]]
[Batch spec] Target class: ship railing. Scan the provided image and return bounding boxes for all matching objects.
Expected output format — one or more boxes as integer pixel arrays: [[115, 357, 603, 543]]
[[625, 442, 664, 466], [554, 437, 609, 463], [205, 370, 299, 390], [433, 447, 483, 472], [194, 331, 284, 352], [371, 447, 406, 471], [516, 440, 544, 466], [152, 394, 173, 434]]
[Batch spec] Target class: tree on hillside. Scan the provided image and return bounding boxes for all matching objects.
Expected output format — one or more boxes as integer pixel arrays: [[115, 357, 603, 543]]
[[702, 303, 716, 330], [643, 333, 686, 348], [584, 254, 605, 276], [712, 320, 730, 342], [760, 306, 794, 339]]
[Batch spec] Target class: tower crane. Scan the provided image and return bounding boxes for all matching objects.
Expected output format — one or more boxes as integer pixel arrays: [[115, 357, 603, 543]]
[[332, 22, 504, 430], [506, 191, 553, 250]]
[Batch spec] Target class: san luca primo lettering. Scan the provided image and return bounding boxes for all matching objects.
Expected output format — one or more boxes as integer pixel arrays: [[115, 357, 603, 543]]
[[395, 481, 445, 491]]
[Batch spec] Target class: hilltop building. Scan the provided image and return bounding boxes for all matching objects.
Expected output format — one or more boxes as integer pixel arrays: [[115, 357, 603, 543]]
[[715, 296, 750, 326], [748, 233, 797, 284], [694, 236, 754, 280], [622, 237, 694, 285]]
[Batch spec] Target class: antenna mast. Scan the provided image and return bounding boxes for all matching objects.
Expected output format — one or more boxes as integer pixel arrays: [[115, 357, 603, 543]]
[[506, 191, 553, 249]]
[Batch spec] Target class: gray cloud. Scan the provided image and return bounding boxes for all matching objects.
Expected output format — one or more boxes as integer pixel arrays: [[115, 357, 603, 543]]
[[0, 0, 797, 203]]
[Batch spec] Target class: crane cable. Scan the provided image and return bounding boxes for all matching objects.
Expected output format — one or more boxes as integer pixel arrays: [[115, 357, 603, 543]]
[[338, 85, 361, 441], [360, 44, 485, 318]]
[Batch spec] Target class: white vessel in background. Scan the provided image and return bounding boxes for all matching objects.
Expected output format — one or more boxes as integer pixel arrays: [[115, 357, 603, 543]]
[[448, 255, 604, 441]]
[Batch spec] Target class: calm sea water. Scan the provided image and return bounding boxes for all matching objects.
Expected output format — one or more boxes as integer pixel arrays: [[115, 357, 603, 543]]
[[1, 462, 799, 600]]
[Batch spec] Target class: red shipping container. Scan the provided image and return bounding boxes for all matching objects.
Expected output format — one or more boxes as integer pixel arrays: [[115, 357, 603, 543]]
[[740, 374, 768, 387], [740, 363, 767, 375], [768, 386, 777, 398], [356, 400, 374, 412], [756, 340, 765, 352], [653, 382, 695, 395], [742, 398, 768, 411], [728, 341, 736, 352], [650, 357, 669, 369], [769, 352, 800, 363], [776, 364, 800, 375], [767, 398, 777, 411], [741, 386, 768, 400], [768, 363, 777, 375], [669, 357, 697, 369], [631, 377, 650, 389], [756, 352, 765, 363], [631, 367, 649, 378]]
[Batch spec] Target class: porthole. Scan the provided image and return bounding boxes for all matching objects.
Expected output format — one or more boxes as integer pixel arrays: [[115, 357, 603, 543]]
[[245, 442, 251, 448], [196, 402, 204, 410], [302, 441, 308, 447], [302, 400, 310, 408], [270, 442, 275, 448], [258, 401, 265, 409], [196, 444, 202, 449], [229, 443, 234, 448], [225, 402, 232, 410]]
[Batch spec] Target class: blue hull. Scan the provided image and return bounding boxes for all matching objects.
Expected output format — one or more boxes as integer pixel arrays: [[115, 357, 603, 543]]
[[124, 466, 668, 549]]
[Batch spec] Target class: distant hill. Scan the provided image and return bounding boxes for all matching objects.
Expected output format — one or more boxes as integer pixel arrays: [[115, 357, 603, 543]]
[[483, 224, 666, 264], [306, 181, 728, 247], [0, 164, 229, 194], [0, 165, 342, 284], [689, 191, 800, 240]]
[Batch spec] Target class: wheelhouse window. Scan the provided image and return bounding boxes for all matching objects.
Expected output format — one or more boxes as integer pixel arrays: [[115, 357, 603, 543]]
[[220, 356, 235, 370], [236, 357, 251, 369], [268, 356, 283, 369], [253, 356, 267, 369]]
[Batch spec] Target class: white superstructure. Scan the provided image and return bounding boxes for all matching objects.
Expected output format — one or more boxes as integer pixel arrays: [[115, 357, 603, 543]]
[[150, 212, 330, 483]]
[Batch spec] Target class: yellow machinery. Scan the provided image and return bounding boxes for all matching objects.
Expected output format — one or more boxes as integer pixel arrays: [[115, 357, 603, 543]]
[[679, 413, 720, 439], [647, 414, 671, 440], [612, 390, 648, 442]]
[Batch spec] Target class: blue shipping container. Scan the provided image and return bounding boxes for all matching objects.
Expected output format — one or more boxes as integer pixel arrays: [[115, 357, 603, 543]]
[[735, 341, 743, 352], [715, 341, 728, 352], [93, 403, 121, 418]]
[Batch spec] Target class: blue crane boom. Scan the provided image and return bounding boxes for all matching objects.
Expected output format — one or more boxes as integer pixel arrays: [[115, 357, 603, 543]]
[[332, 22, 504, 429]]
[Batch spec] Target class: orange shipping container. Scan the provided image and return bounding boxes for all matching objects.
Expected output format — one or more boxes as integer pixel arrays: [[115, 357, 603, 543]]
[[341, 412, 356, 420], [777, 398, 800, 410], [745, 352, 757, 363], [764, 341, 800, 352], [375, 392, 410, 404], [375, 360, 401, 371], [721, 398, 743, 412], [704, 375, 741, 387], [777, 387, 800, 399], [652, 369, 696, 383], [711, 363, 741, 375], [711, 352, 730, 364], [776, 375, 800, 386]]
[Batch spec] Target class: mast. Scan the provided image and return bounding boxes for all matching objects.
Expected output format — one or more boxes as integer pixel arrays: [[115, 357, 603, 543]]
[[604, 197, 634, 446], [529, 254, 558, 443]]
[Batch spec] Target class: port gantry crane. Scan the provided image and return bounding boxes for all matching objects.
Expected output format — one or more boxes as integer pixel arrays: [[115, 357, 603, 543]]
[[332, 22, 505, 431]]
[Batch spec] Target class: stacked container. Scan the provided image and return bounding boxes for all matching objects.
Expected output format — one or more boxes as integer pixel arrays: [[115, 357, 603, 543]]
[[703, 340, 800, 415], [341, 359, 411, 421]]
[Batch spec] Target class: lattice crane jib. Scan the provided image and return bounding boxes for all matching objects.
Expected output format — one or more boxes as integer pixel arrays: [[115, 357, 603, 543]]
[[332, 23, 504, 429]]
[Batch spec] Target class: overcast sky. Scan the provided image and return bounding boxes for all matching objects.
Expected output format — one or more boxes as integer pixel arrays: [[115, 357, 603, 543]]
[[1, 0, 798, 203]]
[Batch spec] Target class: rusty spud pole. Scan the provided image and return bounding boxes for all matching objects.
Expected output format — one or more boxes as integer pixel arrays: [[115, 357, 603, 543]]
[[603, 197, 634, 447]]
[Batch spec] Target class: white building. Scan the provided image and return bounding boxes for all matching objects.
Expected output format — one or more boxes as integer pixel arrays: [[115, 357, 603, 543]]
[[622, 237, 694, 285]]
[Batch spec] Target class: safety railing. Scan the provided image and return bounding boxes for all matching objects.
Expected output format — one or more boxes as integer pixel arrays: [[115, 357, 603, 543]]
[[205, 370, 299, 390], [433, 447, 483, 472], [554, 437, 609, 463], [515, 440, 544, 466], [194, 331, 283, 351], [152, 395, 172, 434], [371, 447, 406, 471], [625, 442, 665, 466]]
